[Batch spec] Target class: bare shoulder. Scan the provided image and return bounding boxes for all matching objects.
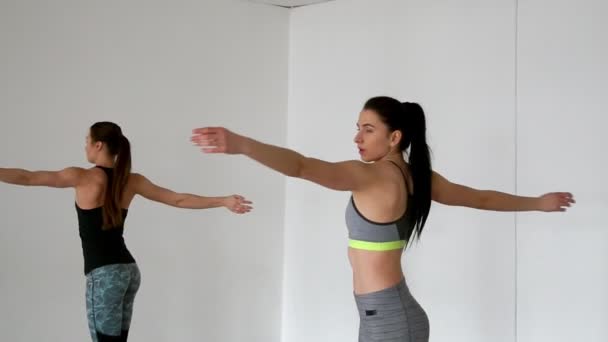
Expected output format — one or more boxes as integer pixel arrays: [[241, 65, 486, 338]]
[[342, 159, 376, 172], [35, 166, 97, 189], [341, 159, 383, 179], [84, 166, 104, 175], [62, 166, 89, 174], [128, 172, 145, 183], [376, 160, 415, 192], [299, 158, 379, 192], [431, 170, 449, 187], [349, 160, 402, 194], [63, 166, 94, 184], [126, 172, 147, 189], [373, 160, 410, 179], [81, 167, 107, 183]]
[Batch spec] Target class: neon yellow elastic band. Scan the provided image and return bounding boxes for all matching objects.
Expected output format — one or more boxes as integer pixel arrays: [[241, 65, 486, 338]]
[[348, 239, 406, 251]]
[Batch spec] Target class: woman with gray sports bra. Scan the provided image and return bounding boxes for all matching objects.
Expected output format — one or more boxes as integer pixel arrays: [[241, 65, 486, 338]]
[[0, 122, 253, 341], [191, 96, 575, 342]]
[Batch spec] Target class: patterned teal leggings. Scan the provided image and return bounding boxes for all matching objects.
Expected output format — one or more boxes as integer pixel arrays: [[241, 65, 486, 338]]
[[85, 263, 141, 342]]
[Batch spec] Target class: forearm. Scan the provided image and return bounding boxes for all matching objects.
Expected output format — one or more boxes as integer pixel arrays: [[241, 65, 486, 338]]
[[479, 190, 540, 211], [0, 168, 32, 186], [175, 194, 227, 209], [241, 137, 304, 177]]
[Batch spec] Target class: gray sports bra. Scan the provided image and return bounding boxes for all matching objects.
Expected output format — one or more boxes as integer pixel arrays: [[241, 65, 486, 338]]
[[345, 161, 415, 251]]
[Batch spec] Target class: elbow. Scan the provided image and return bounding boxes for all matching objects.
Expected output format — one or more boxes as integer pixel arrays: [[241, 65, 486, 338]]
[[21, 174, 34, 186], [476, 192, 491, 210], [290, 168, 303, 179], [173, 194, 187, 208], [292, 158, 308, 179]]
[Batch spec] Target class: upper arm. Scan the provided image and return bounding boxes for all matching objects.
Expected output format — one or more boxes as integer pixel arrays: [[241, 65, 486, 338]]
[[28, 167, 85, 188], [431, 171, 484, 208], [299, 158, 375, 191], [131, 173, 181, 206]]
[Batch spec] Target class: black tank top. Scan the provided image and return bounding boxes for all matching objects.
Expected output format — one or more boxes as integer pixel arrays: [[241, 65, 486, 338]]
[[76, 166, 135, 274]]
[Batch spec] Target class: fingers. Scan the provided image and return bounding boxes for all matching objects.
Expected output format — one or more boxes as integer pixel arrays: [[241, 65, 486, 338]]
[[235, 204, 253, 212], [191, 136, 221, 146], [546, 192, 576, 212], [560, 193, 575, 207], [192, 127, 222, 135], [191, 135, 229, 154], [236, 198, 253, 205], [191, 127, 238, 155], [233, 195, 253, 205], [191, 136, 214, 143], [232, 204, 253, 214], [560, 192, 575, 202], [191, 127, 224, 146], [191, 127, 224, 139], [228, 195, 253, 214]]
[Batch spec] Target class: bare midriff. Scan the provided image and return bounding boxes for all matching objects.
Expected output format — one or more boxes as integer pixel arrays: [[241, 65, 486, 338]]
[[348, 247, 404, 295]]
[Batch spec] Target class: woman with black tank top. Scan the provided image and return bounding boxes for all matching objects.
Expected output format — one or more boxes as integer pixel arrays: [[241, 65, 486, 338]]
[[0, 121, 253, 342], [190, 96, 574, 342]]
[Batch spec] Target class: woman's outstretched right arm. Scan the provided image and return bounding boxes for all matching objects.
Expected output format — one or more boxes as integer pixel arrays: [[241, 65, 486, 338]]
[[191, 127, 377, 192]]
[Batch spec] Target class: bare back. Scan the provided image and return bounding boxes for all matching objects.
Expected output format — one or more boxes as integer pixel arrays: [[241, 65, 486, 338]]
[[74, 167, 138, 211], [349, 160, 414, 294]]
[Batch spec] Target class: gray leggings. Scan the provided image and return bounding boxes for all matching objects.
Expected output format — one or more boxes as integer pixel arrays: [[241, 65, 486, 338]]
[[85, 263, 141, 342], [355, 278, 429, 342]]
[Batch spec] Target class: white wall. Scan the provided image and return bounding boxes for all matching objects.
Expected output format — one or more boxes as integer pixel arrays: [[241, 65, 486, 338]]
[[0, 1, 288, 341], [516, 0, 608, 341], [284, 1, 517, 341]]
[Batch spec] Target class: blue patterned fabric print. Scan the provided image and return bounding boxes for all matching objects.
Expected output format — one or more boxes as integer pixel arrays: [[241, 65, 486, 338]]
[[85, 263, 141, 341]]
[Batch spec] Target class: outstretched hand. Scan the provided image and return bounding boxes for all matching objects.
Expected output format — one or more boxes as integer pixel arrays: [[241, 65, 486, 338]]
[[538, 192, 575, 212], [191, 127, 246, 154], [224, 195, 253, 214]]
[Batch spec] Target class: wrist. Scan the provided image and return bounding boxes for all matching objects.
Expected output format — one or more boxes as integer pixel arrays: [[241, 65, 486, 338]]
[[239, 136, 253, 155], [533, 196, 543, 211]]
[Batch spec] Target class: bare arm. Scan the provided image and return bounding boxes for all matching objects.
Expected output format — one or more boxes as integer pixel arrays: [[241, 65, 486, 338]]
[[0, 167, 84, 188], [132, 173, 252, 213], [242, 139, 372, 191], [431, 171, 574, 212], [191, 127, 375, 191]]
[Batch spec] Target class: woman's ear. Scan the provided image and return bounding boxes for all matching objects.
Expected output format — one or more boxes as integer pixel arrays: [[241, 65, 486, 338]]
[[95, 141, 104, 151], [390, 130, 402, 149]]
